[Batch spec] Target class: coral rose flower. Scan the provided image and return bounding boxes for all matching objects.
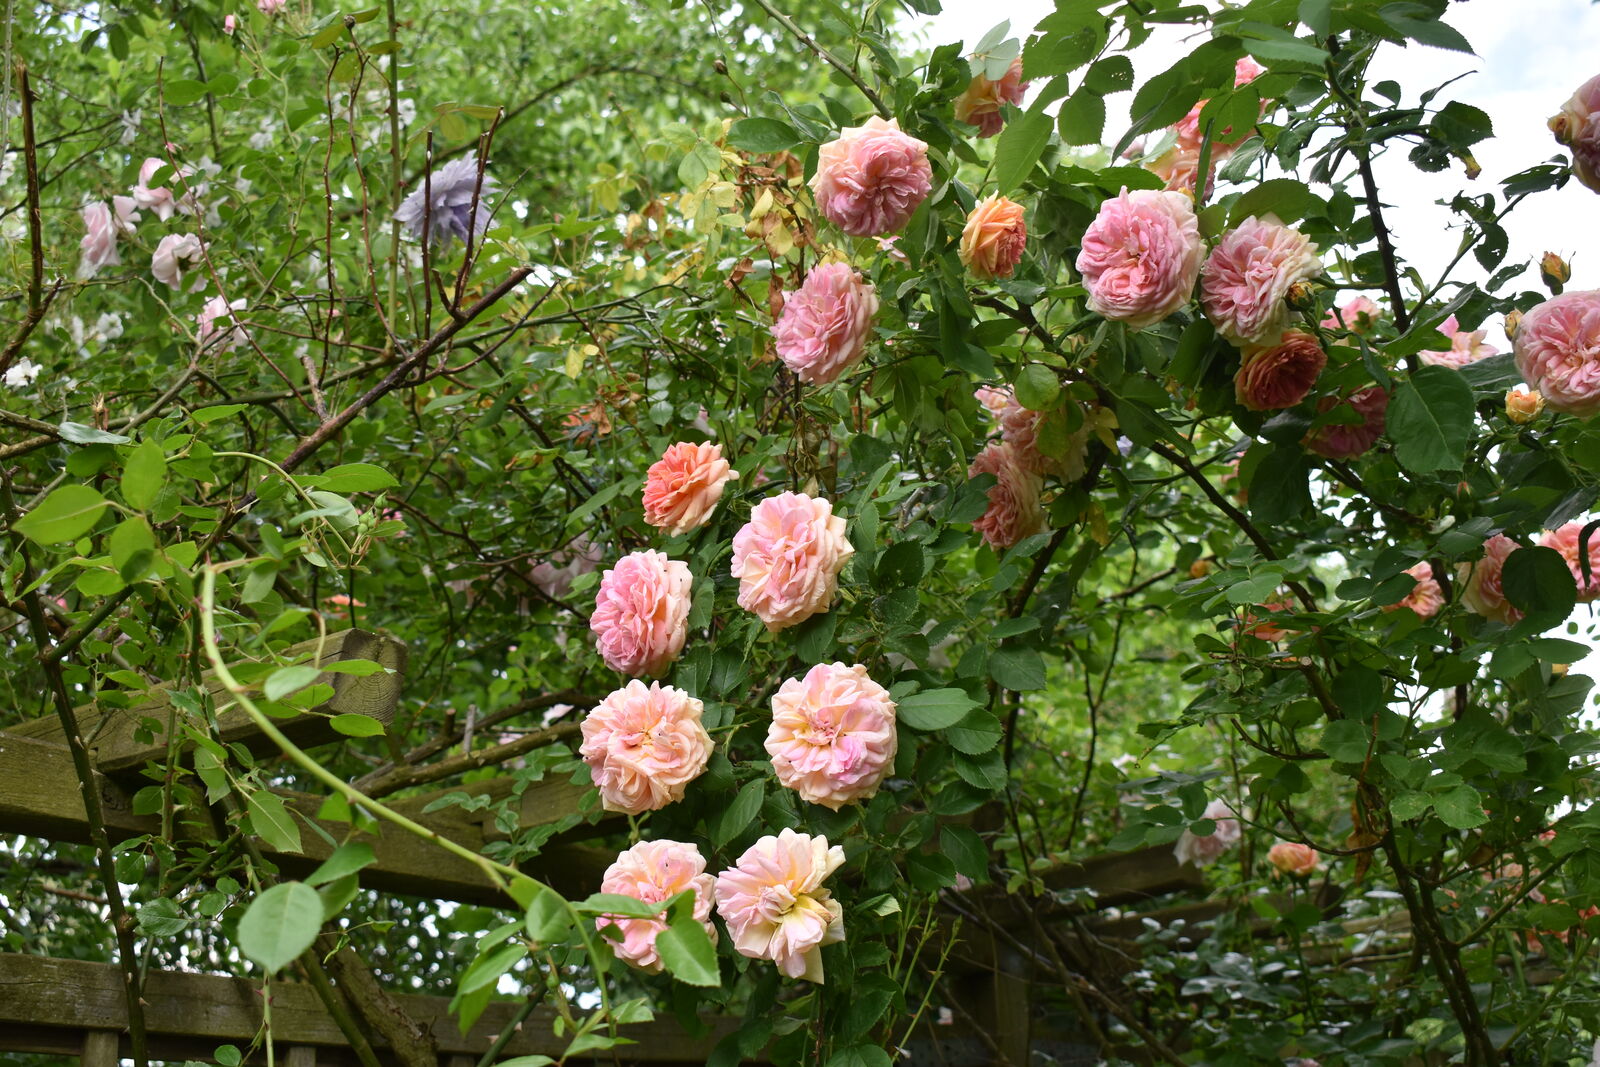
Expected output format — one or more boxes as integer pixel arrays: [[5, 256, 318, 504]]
[[968, 442, 1044, 550], [589, 550, 693, 676], [1505, 388, 1545, 424], [772, 262, 879, 385], [579, 681, 713, 814], [714, 829, 845, 983], [1268, 841, 1319, 877], [1234, 331, 1326, 411], [1550, 74, 1600, 194], [1173, 799, 1242, 868], [1321, 296, 1381, 335], [643, 442, 738, 535], [1242, 595, 1295, 643], [809, 117, 932, 237], [1382, 562, 1444, 618], [152, 233, 205, 290], [731, 492, 853, 632], [1201, 215, 1322, 346], [953, 56, 1028, 138], [959, 195, 1028, 280], [1305, 386, 1387, 461], [595, 840, 717, 972], [1540, 522, 1600, 601], [766, 663, 898, 810], [1513, 290, 1600, 417], [1457, 533, 1524, 626], [1076, 188, 1204, 330], [1419, 314, 1498, 369]]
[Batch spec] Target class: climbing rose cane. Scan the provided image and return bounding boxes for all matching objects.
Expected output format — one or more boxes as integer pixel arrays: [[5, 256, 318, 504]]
[[1075, 188, 1204, 331], [642, 442, 738, 535], [766, 663, 898, 810], [595, 840, 717, 972], [580, 681, 713, 814], [714, 829, 845, 983], [730, 492, 853, 632], [771, 262, 879, 385], [809, 117, 932, 237], [589, 550, 692, 676]]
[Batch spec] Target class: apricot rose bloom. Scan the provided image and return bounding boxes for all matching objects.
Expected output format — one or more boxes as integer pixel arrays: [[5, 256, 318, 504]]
[[1075, 188, 1204, 330], [1267, 841, 1319, 877], [731, 492, 853, 632], [589, 550, 692, 677], [643, 442, 738, 535], [1512, 290, 1600, 417], [1506, 388, 1546, 424], [1549, 74, 1600, 194], [1458, 533, 1524, 626], [772, 262, 879, 385], [766, 663, 898, 810], [714, 829, 846, 983], [1540, 522, 1600, 601], [809, 117, 932, 237], [1383, 562, 1444, 619], [1305, 386, 1388, 461], [1200, 215, 1322, 346], [959, 195, 1028, 280], [1234, 331, 1326, 411], [953, 56, 1028, 139], [969, 442, 1044, 551], [1173, 799, 1241, 868], [579, 681, 713, 814], [1419, 314, 1498, 369], [595, 840, 717, 972]]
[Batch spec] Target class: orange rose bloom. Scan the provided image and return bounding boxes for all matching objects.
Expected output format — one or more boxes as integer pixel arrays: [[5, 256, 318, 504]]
[[959, 195, 1028, 280]]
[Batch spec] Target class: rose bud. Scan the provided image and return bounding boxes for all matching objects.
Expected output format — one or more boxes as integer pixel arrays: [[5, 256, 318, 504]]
[[1504, 309, 1523, 343], [1542, 252, 1572, 293], [1505, 388, 1545, 424]]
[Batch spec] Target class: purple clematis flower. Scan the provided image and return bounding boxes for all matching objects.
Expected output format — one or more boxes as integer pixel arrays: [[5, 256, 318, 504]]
[[394, 151, 500, 250]]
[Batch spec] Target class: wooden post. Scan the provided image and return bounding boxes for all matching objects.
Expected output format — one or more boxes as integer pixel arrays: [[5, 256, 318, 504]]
[[285, 1047, 318, 1067], [80, 1031, 119, 1067]]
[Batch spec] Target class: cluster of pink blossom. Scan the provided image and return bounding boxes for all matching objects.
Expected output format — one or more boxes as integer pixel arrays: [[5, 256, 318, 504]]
[[1136, 58, 1265, 195]]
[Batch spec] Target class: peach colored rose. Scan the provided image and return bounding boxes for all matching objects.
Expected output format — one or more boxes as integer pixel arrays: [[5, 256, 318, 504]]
[[78, 202, 122, 280], [152, 233, 204, 290], [643, 442, 738, 535], [589, 549, 693, 676], [1234, 331, 1325, 411], [1171, 58, 1265, 151], [953, 56, 1028, 138], [1549, 74, 1600, 194], [809, 117, 932, 237], [1321, 296, 1381, 334], [1540, 522, 1600, 601], [1145, 59, 1265, 193], [1201, 215, 1322, 346], [1419, 314, 1498, 369], [595, 840, 717, 972], [579, 681, 713, 814], [1513, 290, 1600, 416], [1075, 188, 1204, 330], [1173, 799, 1241, 868], [969, 442, 1044, 551], [1242, 595, 1295, 643], [196, 296, 247, 353], [730, 492, 853, 632], [959, 195, 1027, 280], [1383, 562, 1444, 618], [973, 384, 1090, 480], [1267, 841, 1318, 877], [1506, 388, 1545, 424], [1305, 386, 1387, 460], [766, 663, 897, 810], [713, 829, 845, 983], [772, 262, 879, 385], [1457, 533, 1524, 626]]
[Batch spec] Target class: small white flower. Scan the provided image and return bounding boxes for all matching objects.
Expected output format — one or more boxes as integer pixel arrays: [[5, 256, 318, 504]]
[[4, 358, 41, 389], [118, 110, 142, 145]]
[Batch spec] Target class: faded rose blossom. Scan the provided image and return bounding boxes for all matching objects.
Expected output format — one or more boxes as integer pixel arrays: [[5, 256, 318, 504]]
[[1419, 314, 1499, 369], [1549, 74, 1600, 194], [1321, 296, 1381, 334], [257, 0, 286, 11], [643, 442, 738, 535], [77, 202, 122, 279], [953, 56, 1029, 138], [1540, 522, 1600, 601], [1458, 533, 1524, 626], [1383, 562, 1444, 619], [589, 550, 692, 677], [730, 492, 853, 632], [196, 296, 248, 353], [969, 442, 1044, 551], [1305, 386, 1388, 461], [772, 262, 879, 385], [1506, 388, 1546, 424], [1075, 188, 1204, 330], [766, 663, 898, 810], [595, 840, 717, 972], [152, 233, 205, 290], [1201, 215, 1322, 346], [959, 195, 1027, 280], [1173, 799, 1242, 868], [1234, 331, 1325, 411], [714, 829, 846, 983], [1267, 841, 1319, 877], [132, 157, 183, 221], [394, 150, 500, 249], [223, 14, 237, 33], [809, 117, 932, 237], [1242, 595, 1295, 643], [973, 384, 1091, 480], [580, 681, 713, 814], [1513, 290, 1600, 416]]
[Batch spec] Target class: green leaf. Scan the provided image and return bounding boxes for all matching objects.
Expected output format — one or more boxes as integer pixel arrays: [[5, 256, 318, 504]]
[[579, 893, 667, 918], [1503, 545, 1576, 632], [946, 709, 1004, 755], [460, 942, 528, 995], [265, 665, 323, 701], [165, 79, 208, 106], [1432, 784, 1487, 829], [191, 404, 249, 424], [59, 421, 130, 445], [1240, 37, 1327, 67], [1390, 791, 1431, 821], [1013, 365, 1060, 411], [1298, 0, 1332, 36], [1083, 55, 1133, 94], [1388, 366, 1474, 473], [897, 688, 977, 731], [993, 109, 1053, 195], [14, 485, 110, 544], [941, 825, 989, 880], [1057, 91, 1105, 146], [237, 882, 323, 973], [247, 791, 304, 854], [825, 1046, 893, 1067], [137, 898, 190, 937], [712, 778, 766, 847], [329, 713, 385, 737], [495, 1059, 556, 1067], [1229, 178, 1320, 226], [989, 646, 1046, 690], [727, 117, 802, 153], [1320, 720, 1371, 764], [122, 440, 168, 510], [656, 914, 720, 986], [304, 842, 376, 887], [312, 463, 399, 493], [524, 883, 574, 943]]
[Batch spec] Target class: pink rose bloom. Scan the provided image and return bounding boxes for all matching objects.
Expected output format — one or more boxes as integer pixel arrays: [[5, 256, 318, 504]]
[[1540, 522, 1600, 601], [1382, 562, 1445, 618], [1419, 315, 1499, 369], [766, 663, 898, 810], [223, 14, 237, 33], [1201, 215, 1322, 346], [1305, 386, 1387, 460], [809, 117, 932, 237], [1075, 188, 1204, 330], [579, 681, 713, 814], [969, 442, 1044, 551], [1321, 296, 1381, 334], [258, 0, 286, 11], [1267, 841, 1319, 877], [196, 296, 247, 353], [589, 549, 692, 676], [1145, 142, 1210, 196], [152, 233, 204, 290], [77, 202, 122, 280], [974, 384, 1088, 479], [953, 56, 1028, 138], [1513, 290, 1600, 416], [1458, 533, 1524, 626], [132, 157, 184, 221], [643, 442, 738, 535], [595, 840, 717, 972], [772, 262, 879, 385], [1549, 74, 1600, 194], [714, 829, 845, 983], [1234, 331, 1326, 411], [730, 492, 853, 632], [1173, 799, 1242, 868], [959, 195, 1027, 280], [1172, 58, 1266, 153]]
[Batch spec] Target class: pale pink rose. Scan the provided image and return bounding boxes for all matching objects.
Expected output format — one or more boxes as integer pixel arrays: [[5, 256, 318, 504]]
[[730, 492, 853, 632], [1321, 296, 1381, 334], [112, 195, 141, 234], [1549, 74, 1600, 194], [1267, 841, 1319, 877], [1513, 290, 1600, 417], [953, 56, 1028, 139], [579, 681, 713, 814], [77, 202, 122, 279], [809, 117, 932, 237], [1075, 188, 1204, 330], [1173, 799, 1242, 868], [589, 550, 692, 676], [595, 840, 717, 972], [196, 296, 247, 353], [1200, 215, 1322, 346], [1305, 386, 1387, 460], [959, 195, 1027, 280], [1234, 331, 1325, 411], [1540, 522, 1600, 601], [713, 829, 845, 983], [772, 262, 879, 385], [152, 233, 204, 290], [223, 14, 237, 33], [766, 663, 898, 810], [132, 157, 182, 221], [968, 442, 1044, 550], [1419, 314, 1499, 369], [1457, 533, 1524, 626], [1506, 388, 1546, 424], [1383, 562, 1444, 618], [257, 0, 286, 12], [643, 442, 738, 535]]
